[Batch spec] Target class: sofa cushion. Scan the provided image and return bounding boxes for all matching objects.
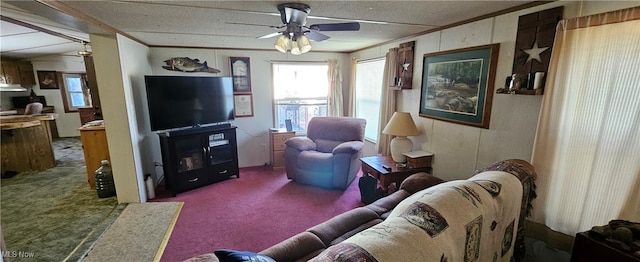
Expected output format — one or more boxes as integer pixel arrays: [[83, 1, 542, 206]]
[[309, 242, 377, 262], [399, 172, 445, 194], [259, 232, 326, 262], [308, 207, 380, 246], [285, 137, 316, 151], [314, 139, 343, 153], [332, 141, 364, 154], [365, 190, 410, 217], [297, 151, 333, 172], [306, 117, 366, 143], [328, 219, 383, 246], [213, 250, 275, 262]]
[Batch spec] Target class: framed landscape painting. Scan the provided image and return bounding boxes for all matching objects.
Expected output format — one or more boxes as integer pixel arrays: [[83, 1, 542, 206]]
[[419, 43, 499, 129]]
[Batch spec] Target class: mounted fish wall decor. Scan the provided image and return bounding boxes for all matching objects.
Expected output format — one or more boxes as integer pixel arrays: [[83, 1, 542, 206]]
[[162, 57, 220, 73]]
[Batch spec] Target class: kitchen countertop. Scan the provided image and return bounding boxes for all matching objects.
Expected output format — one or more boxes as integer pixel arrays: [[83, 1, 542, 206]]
[[0, 113, 59, 130], [0, 110, 18, 116], [1, 113, 58, 172]]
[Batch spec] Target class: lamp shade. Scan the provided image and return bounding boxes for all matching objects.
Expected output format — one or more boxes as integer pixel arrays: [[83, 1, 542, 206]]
[[297, 35, 311, 53], [383, 112, 420, 163], [290, 41, 301, 55], [382, 112, 420, 137], [274, 35, 290, 53]]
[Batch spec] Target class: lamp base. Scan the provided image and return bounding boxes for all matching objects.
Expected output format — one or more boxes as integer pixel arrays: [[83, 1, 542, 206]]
[[389, 136, 412, 163]]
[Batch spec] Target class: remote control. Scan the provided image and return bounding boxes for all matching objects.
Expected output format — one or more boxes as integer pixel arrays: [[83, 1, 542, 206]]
[[382, 165, 392, 171]]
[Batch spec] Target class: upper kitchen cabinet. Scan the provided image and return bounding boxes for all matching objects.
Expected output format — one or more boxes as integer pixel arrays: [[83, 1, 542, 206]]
[[1, 59, 35, 86]]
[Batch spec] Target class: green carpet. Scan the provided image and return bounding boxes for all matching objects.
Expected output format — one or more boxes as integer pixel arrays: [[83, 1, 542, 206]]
[[0, 137, 122, 262]]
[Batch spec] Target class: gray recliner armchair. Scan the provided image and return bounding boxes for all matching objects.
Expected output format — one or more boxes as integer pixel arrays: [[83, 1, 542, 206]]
[[284, 117, 366, 189]]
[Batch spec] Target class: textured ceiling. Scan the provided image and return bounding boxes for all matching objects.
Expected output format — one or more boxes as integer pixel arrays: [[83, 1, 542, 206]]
[[1, 1, 537, 58]]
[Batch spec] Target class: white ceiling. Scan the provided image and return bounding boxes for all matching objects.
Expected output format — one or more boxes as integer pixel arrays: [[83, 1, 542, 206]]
[[1, 1, 538, 59]]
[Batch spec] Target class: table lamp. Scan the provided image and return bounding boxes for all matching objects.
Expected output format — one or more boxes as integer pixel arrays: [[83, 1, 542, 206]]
[[382, 112, 420, 163]]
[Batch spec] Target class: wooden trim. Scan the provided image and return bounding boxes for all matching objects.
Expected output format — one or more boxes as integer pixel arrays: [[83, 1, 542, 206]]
[[58, 72, 89, 113], [34, 0, 146, 46], [83, 56, 102, 119], [58, 72, 72, 113], [0, 15, 84, 43], [562, 6, 640, 30]]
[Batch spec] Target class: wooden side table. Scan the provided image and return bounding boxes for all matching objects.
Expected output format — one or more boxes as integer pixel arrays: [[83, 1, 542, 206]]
[[360, 155, 433, 193], [79, 124, 110, 189], [270, 129, 295, 170]]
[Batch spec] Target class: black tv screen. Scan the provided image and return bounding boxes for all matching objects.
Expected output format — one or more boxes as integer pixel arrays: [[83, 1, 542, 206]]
[[144, 76, 234, 132]]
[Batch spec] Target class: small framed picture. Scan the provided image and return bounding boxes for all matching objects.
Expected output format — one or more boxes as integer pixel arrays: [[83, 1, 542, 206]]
[[229, 57, 251, 93], [233, 94, 254, 117], [37, 71, 59, 89]]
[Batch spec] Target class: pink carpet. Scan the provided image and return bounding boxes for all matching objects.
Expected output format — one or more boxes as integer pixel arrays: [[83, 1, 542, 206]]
[[154, 166, 363, 261]]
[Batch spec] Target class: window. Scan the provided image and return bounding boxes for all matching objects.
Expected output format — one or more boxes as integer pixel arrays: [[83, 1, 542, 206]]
[[355, 58, 385, 141], [60, 73, 91, 112], [272, 63, 329, 133]]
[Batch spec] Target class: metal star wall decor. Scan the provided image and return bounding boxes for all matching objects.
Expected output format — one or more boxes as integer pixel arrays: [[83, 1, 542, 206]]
[[402, 62, 411, 71], [522, 41, 549, 64]]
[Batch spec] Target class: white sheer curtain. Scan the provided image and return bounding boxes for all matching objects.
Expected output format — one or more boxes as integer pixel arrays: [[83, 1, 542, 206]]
[[348, 58, 357, 117], [327, 59, 343, 116], [376, 48, 399, 156], [531, 7, 640, 236]]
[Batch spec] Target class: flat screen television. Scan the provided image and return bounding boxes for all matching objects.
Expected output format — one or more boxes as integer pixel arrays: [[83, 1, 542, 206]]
[[144, 76, 234, 132]]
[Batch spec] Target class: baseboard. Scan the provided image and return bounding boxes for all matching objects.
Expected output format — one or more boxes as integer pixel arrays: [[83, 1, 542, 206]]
[[524, 220, 575, 253]]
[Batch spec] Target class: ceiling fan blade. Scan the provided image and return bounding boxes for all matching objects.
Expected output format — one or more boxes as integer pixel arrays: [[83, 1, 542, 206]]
[[227, 22, 282, 29], [305, 31, 330, 42], [258, 32, 282, 39], [309, 22, 360, 31]]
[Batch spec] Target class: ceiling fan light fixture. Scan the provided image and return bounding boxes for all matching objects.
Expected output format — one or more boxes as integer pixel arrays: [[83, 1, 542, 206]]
[[78, 41, 92, 57], [290, 41, 301, 55], [297, 35, 311, 53], [274, 35, 290, 53]]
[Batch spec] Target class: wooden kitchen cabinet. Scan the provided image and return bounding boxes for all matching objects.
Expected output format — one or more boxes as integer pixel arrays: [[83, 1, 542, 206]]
[[0, 60, 35, 85], [79, 124, 110, 189], [270, 129, 295, 169], [18, 62, 35, 85]]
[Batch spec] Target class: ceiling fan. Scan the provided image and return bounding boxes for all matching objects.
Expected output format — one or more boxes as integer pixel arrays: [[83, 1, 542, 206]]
[[233, 3, 360, 54]]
